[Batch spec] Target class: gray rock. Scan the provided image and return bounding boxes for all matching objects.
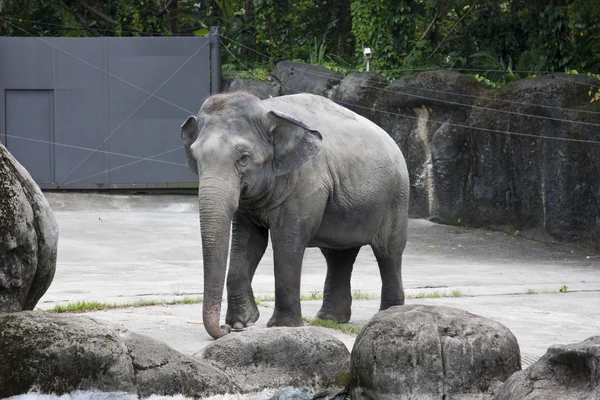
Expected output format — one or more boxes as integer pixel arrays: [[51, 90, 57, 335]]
[[372, 70, 487, 219], [229, 77, 282, 99], [495, 336, 600, 400], [267, 387, 313, 400], [197, 327, 351, 393], [371, 70, 600, 249], [271, 61, 342, 98], [122, 331, 239, 398], [0, 142, 58, 312], [332, 72, 388, 121], [348, 305, 521, 400], [0, 311, 137, 398], [0, 312, 239, 398]]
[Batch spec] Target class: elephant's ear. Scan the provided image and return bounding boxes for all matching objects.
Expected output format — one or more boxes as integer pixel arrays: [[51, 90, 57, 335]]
[[268, 110, 323, 176], [181, 115, 199, 174]]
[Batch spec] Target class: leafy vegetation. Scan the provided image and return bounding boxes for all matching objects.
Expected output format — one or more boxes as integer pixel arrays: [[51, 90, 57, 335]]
[[1, 1, 598, 82]]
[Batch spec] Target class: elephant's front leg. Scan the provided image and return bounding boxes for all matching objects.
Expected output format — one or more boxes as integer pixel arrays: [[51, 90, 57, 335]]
[[226, 213, 268, 329], [267, 220, 311, 328]]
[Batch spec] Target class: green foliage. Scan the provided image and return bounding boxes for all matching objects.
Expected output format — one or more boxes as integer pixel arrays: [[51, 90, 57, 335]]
[[253, 0, 349, 63], [564, 69, 600, 103], [350, 0, 419, 79], [2, 0, 600, 82], [236, 67, 270, 82], [473, 74, 504, 89], [587, 73, 600, 103], [559, 285, 569, 293]]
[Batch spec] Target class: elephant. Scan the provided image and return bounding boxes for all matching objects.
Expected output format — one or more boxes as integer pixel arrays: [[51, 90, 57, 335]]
[[181, 92, 409, 339]]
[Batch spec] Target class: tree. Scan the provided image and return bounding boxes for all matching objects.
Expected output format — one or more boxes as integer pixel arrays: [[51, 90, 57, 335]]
[[1, 0, 599, 76]]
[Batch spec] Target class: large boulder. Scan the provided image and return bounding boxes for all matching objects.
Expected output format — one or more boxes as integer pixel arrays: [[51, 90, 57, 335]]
[[371, 71, 600, 248], [271, 61, 342, 98], [348, 305, 521, 400], [495, 336, 600, 400], [229, 77, 282, 99], [0, 312, 238, 398], [122, 331, 240, 398], [0, 142, 58, 312], [372, 70, 487, 219], [197, 327, 351, 393], [332, 72, 388, 121]]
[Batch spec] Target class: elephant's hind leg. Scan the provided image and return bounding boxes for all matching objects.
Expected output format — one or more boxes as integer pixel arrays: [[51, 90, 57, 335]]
[[316, 246, 361, 323], [372, 241, 406, 310]]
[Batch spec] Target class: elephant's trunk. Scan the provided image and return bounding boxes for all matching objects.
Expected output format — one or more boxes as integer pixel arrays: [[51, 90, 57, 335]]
[[198, 176, 239, 339]]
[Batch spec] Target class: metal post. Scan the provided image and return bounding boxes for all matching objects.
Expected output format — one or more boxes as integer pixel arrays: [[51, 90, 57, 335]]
[[209, 26, 222, 95]]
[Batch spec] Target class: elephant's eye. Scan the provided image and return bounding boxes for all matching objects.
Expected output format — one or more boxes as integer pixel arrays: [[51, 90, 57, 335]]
[[238, 152, 251, 167]]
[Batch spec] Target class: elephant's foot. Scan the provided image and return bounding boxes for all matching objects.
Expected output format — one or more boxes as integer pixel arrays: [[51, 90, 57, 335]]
[[267, 310, 304, 327], [379, 294, 405, 310], [316, 306, 351, 323], [226, 296, 260, 330]]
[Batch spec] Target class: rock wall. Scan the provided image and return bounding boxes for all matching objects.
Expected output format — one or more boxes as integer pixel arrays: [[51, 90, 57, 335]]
[[230, 63, 600, 249], [0, 142, 59, 312]]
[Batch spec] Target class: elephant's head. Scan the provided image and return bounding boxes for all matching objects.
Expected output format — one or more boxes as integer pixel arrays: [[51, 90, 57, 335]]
[[181, 92, 322, 339]]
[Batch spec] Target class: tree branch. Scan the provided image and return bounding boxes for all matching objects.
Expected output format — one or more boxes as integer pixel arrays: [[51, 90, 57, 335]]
[[76, 0, 116, 26], [72, 11, 102, 36], [424, 7, 473, 64], [419, 0, 450, 42], [52, 0, 102, 37]]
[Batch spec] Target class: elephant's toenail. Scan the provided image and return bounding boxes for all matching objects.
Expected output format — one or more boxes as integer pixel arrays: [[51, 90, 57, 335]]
[[233, 322, 244, 330]]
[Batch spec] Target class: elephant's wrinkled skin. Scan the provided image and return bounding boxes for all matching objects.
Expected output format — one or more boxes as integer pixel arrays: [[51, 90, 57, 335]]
[[181, 92, 409, 339]]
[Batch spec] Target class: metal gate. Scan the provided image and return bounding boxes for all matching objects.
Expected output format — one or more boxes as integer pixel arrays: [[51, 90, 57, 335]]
[[0, 36, 212, 189]]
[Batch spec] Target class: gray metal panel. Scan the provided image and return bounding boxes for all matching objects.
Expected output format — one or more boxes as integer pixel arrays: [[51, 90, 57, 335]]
[[53, 38, 109, 188], [0, 36, 210, 189], [0, 38, 55, 89], [0, 37, 55, 164], [107, 37, 208, 185], [5, 90, 54, 184]]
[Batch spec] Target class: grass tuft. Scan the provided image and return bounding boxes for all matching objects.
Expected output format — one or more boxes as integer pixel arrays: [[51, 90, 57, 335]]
[[47, 296, 203, 313], [525, 288, 536, 295], [303, 317, 361, 335], [559, 285, 568, 293], [352, 290, 378, 300], [254, 295, 276, 306], [300, 291, 324, 301], [405, 289, 468, 299]]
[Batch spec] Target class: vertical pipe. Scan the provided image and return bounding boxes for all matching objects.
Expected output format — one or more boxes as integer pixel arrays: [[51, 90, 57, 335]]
[[210, 26, 222, 95]]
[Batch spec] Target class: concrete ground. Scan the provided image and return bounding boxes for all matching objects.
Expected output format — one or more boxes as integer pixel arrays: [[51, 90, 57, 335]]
[[41, 192, 600, 366]]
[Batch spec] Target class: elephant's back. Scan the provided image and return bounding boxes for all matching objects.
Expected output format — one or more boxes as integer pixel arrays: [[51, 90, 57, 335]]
[[263, 93, 402, 159]]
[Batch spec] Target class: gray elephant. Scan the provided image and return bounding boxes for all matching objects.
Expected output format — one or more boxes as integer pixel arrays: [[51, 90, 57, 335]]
[[181, 92, 409, 339]]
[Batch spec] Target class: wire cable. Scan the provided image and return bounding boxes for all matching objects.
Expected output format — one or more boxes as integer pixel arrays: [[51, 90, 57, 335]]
[[221, 34, 600, 118], [3, 135, 186, 167], [220, 37, 600, 146], [60, 146, 185, 187], [58, 40, 208, 185]]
